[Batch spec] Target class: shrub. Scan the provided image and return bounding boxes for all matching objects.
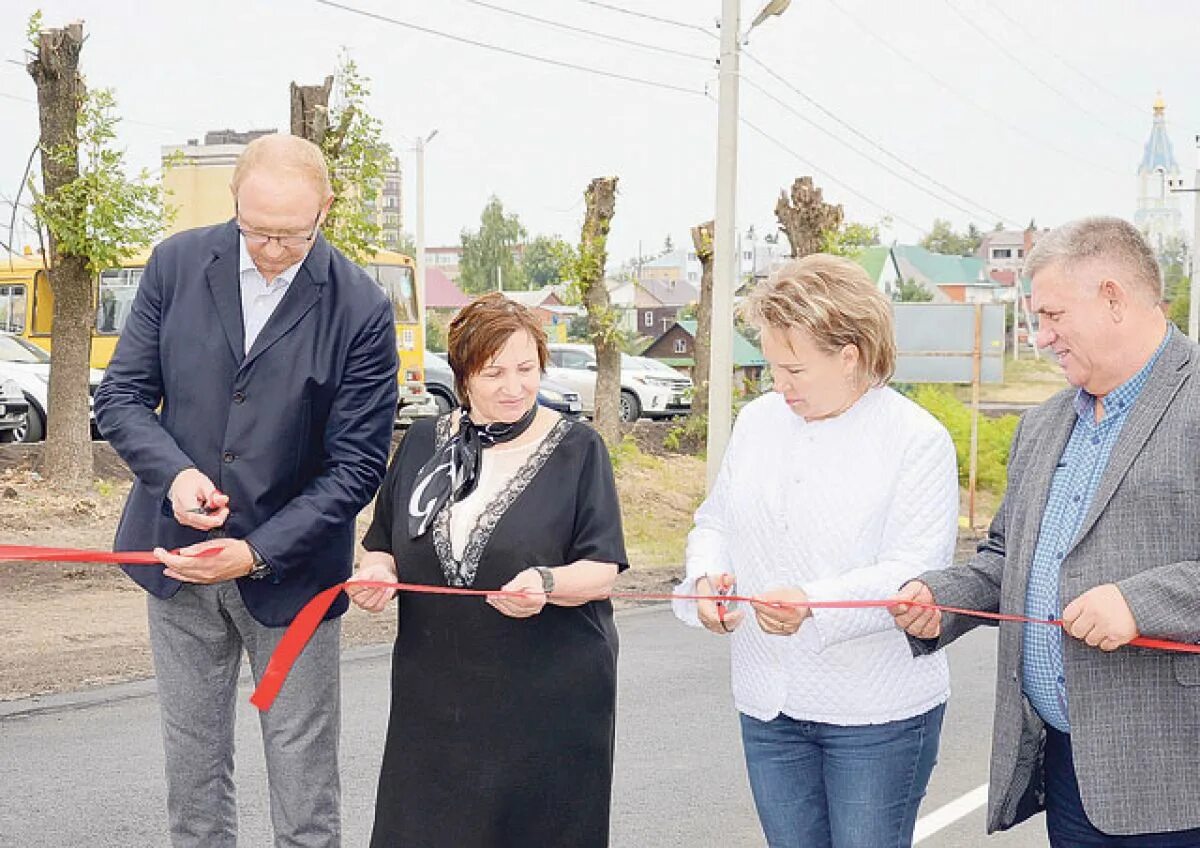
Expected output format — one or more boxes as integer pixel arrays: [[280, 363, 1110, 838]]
[[911, 385, 1019, 494]]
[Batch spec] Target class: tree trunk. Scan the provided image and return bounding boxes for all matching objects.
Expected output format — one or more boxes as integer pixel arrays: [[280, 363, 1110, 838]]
[[579, 177, 620, 446], [774, 176, 843, 259], [28, 22, 93, 491], [289, 76, 333, 145], [689, 220, 714, 421]]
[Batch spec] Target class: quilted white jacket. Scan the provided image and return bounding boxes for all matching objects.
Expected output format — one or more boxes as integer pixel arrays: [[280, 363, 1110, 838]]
[[674, 387, 958, 724]]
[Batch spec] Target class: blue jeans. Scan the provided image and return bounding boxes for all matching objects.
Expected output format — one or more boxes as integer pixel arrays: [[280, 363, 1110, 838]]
[[1045, 727, 1200, 847], [739, 703, 945, 848]]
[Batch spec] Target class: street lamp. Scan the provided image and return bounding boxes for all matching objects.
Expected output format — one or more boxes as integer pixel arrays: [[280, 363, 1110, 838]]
[[414, 129, 438, 329], [706, 0, 791, 490]]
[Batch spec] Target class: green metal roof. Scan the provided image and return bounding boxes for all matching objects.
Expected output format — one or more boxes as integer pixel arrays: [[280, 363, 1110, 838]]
[[893, 244, 990, 286], [855, 245, 890, 283], [676, 320, 766, 367]]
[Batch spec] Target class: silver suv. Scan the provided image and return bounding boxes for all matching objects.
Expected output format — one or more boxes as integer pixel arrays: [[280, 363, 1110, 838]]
[[546, 343, 692, 422]]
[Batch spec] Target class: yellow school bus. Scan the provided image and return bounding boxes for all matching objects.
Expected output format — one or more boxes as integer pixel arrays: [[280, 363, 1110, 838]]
[[0, 249, 431, 417]]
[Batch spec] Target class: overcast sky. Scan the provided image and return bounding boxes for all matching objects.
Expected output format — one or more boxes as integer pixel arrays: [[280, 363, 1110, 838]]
[[1, 0, 1197, 265]]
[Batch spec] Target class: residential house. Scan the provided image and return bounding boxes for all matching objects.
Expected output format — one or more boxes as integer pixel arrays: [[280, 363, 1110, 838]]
[[642, 320, 766, 388], [424, 267, 471, 316], [608, 280, 681, 338], [426, 246, 465, 283], [856, 244, 1005, 304], [501, 287, 579, 342], [979, 227, 1045, 287]]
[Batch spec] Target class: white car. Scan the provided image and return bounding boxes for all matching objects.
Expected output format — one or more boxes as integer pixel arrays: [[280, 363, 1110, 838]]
[[546, 343, 692, 422], [0, 374, 29, 441], [0, 333, 104, 443]]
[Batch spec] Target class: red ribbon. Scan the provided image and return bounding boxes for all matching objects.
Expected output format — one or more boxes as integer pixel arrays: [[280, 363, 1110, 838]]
[[2, 545, 1198, 714]]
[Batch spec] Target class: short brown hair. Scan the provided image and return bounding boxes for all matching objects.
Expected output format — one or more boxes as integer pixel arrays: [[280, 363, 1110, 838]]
[[447, 293, 550, 404], [741, 253, 896, 386]]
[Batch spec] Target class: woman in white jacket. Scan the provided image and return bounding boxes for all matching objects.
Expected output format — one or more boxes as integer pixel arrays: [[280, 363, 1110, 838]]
[[674, 254, 959, 848]]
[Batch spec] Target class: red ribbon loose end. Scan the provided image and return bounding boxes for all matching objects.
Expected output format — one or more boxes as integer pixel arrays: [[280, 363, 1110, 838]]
[[250, 583, 347, 712]]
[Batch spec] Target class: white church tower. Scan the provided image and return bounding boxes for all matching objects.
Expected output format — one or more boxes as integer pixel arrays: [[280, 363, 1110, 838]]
[[1134, 93, 1185, 253]]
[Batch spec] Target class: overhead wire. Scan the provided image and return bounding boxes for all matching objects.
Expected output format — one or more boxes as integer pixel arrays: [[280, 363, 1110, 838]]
[[822, 0, 1126, 179], [313, 0, 707, 97], [462, 0, 711, 63], [939, 0, 1142, 146], [740, 49, 1017, 226]]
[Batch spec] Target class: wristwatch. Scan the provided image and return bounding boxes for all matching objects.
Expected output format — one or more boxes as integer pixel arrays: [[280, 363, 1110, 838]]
[[534, 566, 555, 595], [246, 543, 272, 581]]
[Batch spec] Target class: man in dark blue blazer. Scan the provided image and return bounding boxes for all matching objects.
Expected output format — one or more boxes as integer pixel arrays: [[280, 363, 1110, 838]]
[[94, 133, 397, 848]]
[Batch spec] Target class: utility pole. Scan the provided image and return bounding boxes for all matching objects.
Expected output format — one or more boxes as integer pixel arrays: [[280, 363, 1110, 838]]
[[415, 130, 437, 341], [1190, 135, 1200, 341], [705, 0, 740, 491], [706, 0, 790, 490]]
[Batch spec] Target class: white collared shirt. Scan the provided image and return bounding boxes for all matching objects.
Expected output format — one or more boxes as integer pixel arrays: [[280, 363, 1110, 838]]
[[238, 236, 306, 355], [673, 387, 959, 725]]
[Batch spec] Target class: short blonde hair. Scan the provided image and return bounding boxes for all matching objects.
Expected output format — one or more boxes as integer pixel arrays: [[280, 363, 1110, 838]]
[[742, 253, 896, 386], [231, 134, 332, 199]]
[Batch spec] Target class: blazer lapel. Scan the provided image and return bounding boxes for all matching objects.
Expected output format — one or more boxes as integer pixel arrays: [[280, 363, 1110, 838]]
[[240, 234, 331, 371], [1067, 332, 1192, 555], [205, 221, 245, 364]]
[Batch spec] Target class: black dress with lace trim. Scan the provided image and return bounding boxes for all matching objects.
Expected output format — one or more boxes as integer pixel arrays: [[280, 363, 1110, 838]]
[[362, 414, 629, 848]]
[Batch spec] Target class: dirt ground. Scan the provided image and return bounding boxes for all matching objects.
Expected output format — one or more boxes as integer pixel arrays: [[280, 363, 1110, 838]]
[[0, 436, 694, 702], [0, 434, 987, 703]]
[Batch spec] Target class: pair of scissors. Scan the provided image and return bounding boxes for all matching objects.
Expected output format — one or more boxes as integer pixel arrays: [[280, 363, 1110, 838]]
[[712, 575, 737, 633]]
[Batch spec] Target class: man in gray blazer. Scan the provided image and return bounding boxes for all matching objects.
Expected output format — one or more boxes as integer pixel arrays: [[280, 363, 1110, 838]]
[[890, 216, 1200, 846]]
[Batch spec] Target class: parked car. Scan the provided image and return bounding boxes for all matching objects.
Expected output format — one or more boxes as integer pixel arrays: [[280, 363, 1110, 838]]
[[546, 343, 692, 422], [424, 350, 583, 418], [0, 332, 104, 442], [0, 373, 29, 442]]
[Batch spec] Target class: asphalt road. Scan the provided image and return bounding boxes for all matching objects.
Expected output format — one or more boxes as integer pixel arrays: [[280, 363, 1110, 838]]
[[0, 606, 1049, 847]]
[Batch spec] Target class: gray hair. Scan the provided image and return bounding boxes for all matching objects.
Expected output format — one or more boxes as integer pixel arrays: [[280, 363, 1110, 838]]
[[1023, 216, 1162, 302]]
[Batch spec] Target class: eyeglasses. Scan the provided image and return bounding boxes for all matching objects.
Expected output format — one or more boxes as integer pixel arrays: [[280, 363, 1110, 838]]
[[235, 203, 323, 249]]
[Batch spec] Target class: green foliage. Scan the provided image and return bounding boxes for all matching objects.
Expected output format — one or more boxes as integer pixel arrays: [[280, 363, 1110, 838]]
[[607, 435, 643, 471], [895, 277, 934, 302], [821, 218, 884, 258], [30, 87, 168, 274], [26, 10, 44, 48], [460, 196, 527, 293], [395, 231, 417, 258], [911, 385, 1019, 493], [920, 218, 983, 257], [425, 312, 448, 352], [322, 51, 393, 264], [663, 414, 707, 455], [1169, 285, 1191, 335], [558, 238, 623, 349], [520, 234, 568, 287]]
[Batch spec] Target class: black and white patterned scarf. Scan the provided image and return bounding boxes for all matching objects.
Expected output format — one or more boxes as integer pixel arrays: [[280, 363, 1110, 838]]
[[407, 405, 539, 539]]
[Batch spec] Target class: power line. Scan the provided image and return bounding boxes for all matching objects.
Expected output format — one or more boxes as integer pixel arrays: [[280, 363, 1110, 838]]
[[740, 49, 1016, 226], [570, 0, 716, 37], [742, 74, 1016, 226], [462, 0, 711, 63], [940, 0, 1142, 147], [314, 0, 706, 97], [728, 97, 924, 231], [979, 0, 1143, 119], [822, 0, 1126, 180]]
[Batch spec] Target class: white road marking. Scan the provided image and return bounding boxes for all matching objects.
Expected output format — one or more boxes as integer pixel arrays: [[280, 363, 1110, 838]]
[[913, 783, 990, 844]]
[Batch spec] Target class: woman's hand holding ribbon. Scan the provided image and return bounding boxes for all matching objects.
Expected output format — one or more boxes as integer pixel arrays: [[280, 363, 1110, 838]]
[[751, 588, 810, 636], [488, 568, 547, 619], [347, 553, 399, 613]]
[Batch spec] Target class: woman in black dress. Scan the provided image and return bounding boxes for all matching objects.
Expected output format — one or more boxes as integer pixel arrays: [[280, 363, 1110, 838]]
[[348, 293, 628, 847]]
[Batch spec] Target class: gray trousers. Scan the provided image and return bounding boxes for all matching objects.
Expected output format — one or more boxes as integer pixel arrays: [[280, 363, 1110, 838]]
[[147, 582, 341, 848]]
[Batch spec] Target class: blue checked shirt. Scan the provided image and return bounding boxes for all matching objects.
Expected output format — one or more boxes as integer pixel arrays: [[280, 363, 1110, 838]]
[[1022, 327, 1171, 732]]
